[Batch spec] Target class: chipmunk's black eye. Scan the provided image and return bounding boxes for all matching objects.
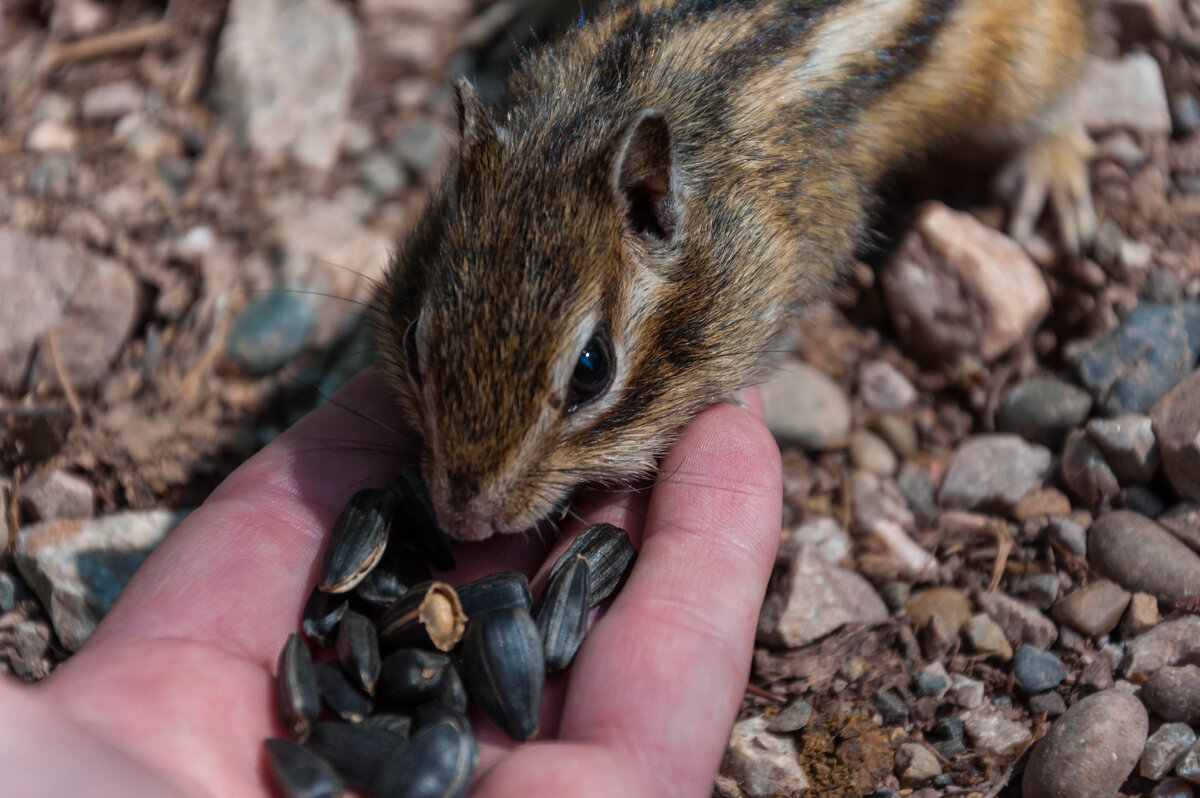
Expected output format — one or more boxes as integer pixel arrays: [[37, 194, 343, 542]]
[[567, 331, 614, 412]]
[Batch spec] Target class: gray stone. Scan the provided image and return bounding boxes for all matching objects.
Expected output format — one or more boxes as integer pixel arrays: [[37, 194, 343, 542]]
[[938, 434, 1052, 513], [963, 613, 1012, 660], [355, 151, 406, 196], [913, 662, 949, 698], [1009, 573, 1061, 611], [1123, 591, 1160, 637], [1028, 691, 1067, 717], [1124, 616, 1200, 680], [848, 430, 897, 476], [225, 292, 315, 375], [1179, 741, 1200, 784], [1143, 666, 1200, 725], [1161, 504, 1200, 553], [950, 675, 985, 709], [997, 378, 1093, 448], [1153, 369, 1200, 501], [882, 202, 1050, 364], [19, 470, 93, 521], [973, 590, 1058, 649], [881, 581, 911, 612], [858, 360, 917, 412], [213, 0, 360, 172], [1023, 690, 1148, 798], [389, 119, 451, 172], [960, 707, 1033, 758], [859, 519, 938, 581], [761, 360, 851, 450], [1079, 658, 1115, 692], [80, 80, 144, 121], [1078, 54, 1172, 135], [1013, 645, 1067, 692], [1051, 580, 1131, 637], [1089, 511, 1200, 602], [1087, 414, 1161, 483], [766, 698, 812, 733], [0, 229, 138, 394], [1119, 485, 1166, 517], [870, 414, 919, 459], [1143, 723, 1197, 779], [1045, 517, 1088, 559], [756, 546, 888, 648], [14, 510, 187, 651], [1060, 430, 1120, 509], [1153, 777, 1197, 798], [723, 715, 809, 797], [850, 470, 917, 532], [1067, 303, 1200, 417], [780, 516, 851, 567], [895, 462, 937, 526], [896, 743, 941, 788]]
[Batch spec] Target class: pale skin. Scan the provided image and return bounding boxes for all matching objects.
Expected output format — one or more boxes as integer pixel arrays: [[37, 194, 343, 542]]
[[0, 371, 782, 798]]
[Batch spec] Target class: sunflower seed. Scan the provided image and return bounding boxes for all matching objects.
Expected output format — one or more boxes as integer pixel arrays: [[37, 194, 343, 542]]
[[353, 543, 430, 609], [460, 606, 544, 742], [335, 610, 380, 695], [276, 633, 320, 740], [302, 587, 348, 648], [535, 554, 590, 672], [377, 581, 467, 653], [371, 719, 477, 798], [377, 648, 453, 706], [389, 470, 455, 571], [361, 712, 413, 738], [548, 522, 636, 606], [305, 722, 407, 792], [320, 488, 394, 594], [412, 703, 472, 737], [264, 738, 343, 798], [456, 571, 532, 617], [436, 661, 469, 717], [315, 661, 374, 722]]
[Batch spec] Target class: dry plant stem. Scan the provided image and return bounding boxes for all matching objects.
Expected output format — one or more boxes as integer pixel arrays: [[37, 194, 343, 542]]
[[46, 329, 83, 421], [41, 21, 173, 69]]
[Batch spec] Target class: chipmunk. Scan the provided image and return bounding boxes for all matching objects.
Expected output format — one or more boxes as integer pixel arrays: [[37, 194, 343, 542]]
[[376, 0, 1096, 542]]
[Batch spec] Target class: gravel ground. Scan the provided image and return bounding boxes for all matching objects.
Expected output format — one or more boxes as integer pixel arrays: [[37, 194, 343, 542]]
[[4, 1, 1200, 796]]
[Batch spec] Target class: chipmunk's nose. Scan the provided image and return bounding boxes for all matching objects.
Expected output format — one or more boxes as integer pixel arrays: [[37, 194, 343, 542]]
[[430, 477, 501, 541]]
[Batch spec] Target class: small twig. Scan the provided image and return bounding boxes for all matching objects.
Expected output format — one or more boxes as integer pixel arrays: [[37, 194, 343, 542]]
[[743, 683, 787, 704], [986, 520, 1014, 592], [41, 21, 173, 70], [46, 329, 83, 421], [5, 469, 21, 553]]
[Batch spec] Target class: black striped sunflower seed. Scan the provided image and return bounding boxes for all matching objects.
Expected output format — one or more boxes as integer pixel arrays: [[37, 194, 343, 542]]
[[371, 718, 477, 798], [456, 571, 532, 618], [276, 633, 320, 741], [315, 661, 374, 722], [460, 606, 544, 743], [319, 488, 395, 594], [264, 738, 343, 798], [301, 587, 348, 648], [548, 522, 636, 606], [304, 721, 407, 793], [377, 581, 467, 653], [535, 554, 590, 672], [335, 610, 380, 696], [376, 648, 453, 707]]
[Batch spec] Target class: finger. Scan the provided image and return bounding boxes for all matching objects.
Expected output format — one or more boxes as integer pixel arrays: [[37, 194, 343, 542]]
[[79, 369, 417, 668], [557, 398, 782, 798]]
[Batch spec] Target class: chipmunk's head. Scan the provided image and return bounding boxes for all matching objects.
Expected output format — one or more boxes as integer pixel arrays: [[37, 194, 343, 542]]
[[377, 79, 735, 541]]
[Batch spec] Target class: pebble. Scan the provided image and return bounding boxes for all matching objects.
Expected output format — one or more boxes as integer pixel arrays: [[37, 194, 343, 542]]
[[895, 743, 941, 788], [1120, 485, 1166, 517], [1079, 658, 1115, 692], [80, 80, 144, 122], [723, 715, 810, 797], [881, 581, 910, 611], [213, 0, 360, 172], [1077, 54, 1172, 135], [1089, 511, 1200, 602], [1068, 302, 1200, 417], [859, 520, 938, 581], [871, 689, 909, 726], [882, 202, 1050, 364], [756, 547, 888, 648], [766, 698, 813, 733], [19, 470, 93, 521], [1051, 579, 1131, 637], [848, 430, 897, 476], [869, 414, 918, 460], [779, 516, 851, 567], [1013, 645, 1067, 692], [858, 360, 917, 412], [852, 470, 916, 532], [959, 706, 1033, 758], [390, 120, 451, 172], [973, 590, 1058, 649], [938, 434, 1052, 513], [26, 120, 78, 152], [1124, 616, 1200, 680], [997, 378, 1093, 448], [13, 510, 187, 651], [1178, 742, 1200, 784], [0, 614, 53, 679], [1010, 573, 1061, 610], [355, 151, 406, 196], [906, 588, 973, 638], [1143, 666, 1200, 725], [761, 360, 851, 450], [1143, 723, 1198, 779], [949, 675, 985, 709], [225, 292, 316, 375], [913, 662, 949, 698], [1011, 488, 1072, 521], [1084, 412, 1156, 482], [1153, 778, 1197, 798], [1045, 516, 1088, 559], [963, 613, 1012, 660], [1059, 430, 1120, 509], [1161, 504, 1200, 553], [895, 463, 936, 526], [1152, 369, 1200, 501], [1022, 690, 1148, 798], [1028, 692, 1067, 717], [1123, 592, 1160, 637], [0, 403, 74, 467]]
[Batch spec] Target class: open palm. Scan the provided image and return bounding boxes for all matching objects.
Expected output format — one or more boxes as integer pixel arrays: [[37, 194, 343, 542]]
[[0, 371, 781, 798]]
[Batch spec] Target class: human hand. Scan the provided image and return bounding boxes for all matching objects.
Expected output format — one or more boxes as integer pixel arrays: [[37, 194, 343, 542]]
[[0, 370, 782, 798]]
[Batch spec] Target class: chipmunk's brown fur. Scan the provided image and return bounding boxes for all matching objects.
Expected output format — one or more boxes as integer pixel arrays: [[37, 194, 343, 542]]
[[377, 0, 1094, 541]]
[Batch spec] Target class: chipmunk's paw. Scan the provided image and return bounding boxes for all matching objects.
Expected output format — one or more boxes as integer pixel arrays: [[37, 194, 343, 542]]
[[996, 120, 1097, 258]]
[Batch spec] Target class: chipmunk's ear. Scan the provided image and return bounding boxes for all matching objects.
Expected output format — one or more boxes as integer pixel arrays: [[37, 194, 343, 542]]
[[452, 77, 502, 164], [614, 109, 678, 242]]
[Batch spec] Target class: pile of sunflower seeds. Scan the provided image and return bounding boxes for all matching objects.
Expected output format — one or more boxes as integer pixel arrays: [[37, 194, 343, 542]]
[[264, 471, 638, 798]]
